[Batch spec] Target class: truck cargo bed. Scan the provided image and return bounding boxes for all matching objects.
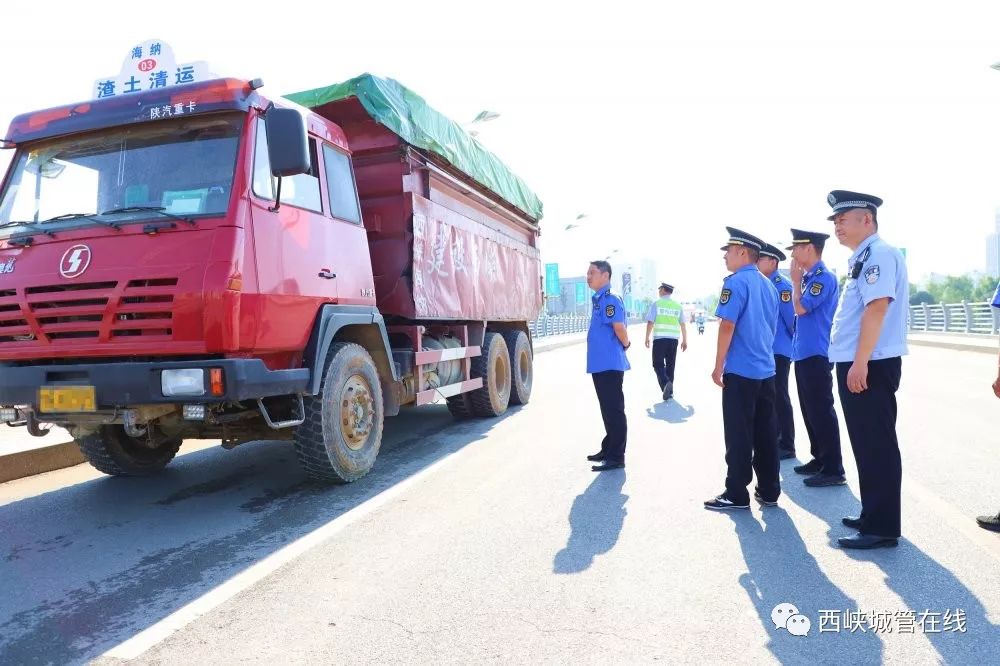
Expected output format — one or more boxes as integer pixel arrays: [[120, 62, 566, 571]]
[[288, 77, 543, 322]]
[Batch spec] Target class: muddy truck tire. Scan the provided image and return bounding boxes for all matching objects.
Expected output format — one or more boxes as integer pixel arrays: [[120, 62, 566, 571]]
[[76, 425, 182, 476], [294, 342, 385, 483]]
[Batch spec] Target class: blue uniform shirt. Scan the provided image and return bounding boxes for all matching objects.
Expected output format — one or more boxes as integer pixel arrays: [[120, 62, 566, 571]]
[[714, 264, 778, 379], [792, 260, 839, 361], [587, 284, 630, 373], [992, 281, 1000, 308], [771, 272, 795, 358], [829, 234, 909, 363]]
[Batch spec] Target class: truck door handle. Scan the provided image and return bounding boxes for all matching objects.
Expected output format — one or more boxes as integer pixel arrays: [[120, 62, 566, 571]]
[[318, 269, 337, 279]]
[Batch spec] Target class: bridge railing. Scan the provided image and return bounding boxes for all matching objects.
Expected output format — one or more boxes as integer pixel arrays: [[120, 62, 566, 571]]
[[908, 301, 999, 335], [529, 314, 645, 338]]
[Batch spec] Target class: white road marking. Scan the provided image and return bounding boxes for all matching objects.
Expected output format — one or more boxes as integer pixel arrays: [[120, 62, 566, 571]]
[[103, 446, 471, 660]]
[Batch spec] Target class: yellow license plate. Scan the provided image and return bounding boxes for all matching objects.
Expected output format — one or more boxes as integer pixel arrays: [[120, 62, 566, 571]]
[[38, 386, 97, 413]]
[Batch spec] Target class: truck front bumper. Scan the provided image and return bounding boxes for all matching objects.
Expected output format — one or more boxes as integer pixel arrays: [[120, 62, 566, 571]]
[[0, 359, 310, 407]]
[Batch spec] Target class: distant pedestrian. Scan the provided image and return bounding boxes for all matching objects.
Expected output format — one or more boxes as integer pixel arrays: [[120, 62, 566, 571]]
[[827, 190, 909, 549], [756, 243, 796, 460], [787, 228, 845, 487], [585, 260, 631, 472], [644, 282, 688, 401], [705, 227, 780, 511]]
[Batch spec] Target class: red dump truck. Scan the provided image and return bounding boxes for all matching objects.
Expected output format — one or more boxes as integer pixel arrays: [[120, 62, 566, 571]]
[[0, 71, 543, 482]]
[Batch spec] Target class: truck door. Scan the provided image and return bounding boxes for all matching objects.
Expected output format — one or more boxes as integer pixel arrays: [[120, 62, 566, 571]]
[[249, 118, 340, 348]]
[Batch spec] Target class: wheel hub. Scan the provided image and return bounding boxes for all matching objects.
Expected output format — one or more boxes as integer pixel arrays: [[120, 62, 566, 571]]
[[341, 375, 374, 450]]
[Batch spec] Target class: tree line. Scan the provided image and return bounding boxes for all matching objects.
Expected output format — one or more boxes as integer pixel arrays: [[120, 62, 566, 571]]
[[908, 275, 998, 305]]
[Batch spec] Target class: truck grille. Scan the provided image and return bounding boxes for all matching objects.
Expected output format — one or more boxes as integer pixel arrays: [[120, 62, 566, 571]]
[[0, 278, 178, 344]]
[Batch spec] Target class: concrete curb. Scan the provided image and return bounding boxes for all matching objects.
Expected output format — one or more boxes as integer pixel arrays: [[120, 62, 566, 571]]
[[0, 334, 594, 485], [0, 440, 83, 484], [534, 336, 587, 355], [908, 337, 997, 355]]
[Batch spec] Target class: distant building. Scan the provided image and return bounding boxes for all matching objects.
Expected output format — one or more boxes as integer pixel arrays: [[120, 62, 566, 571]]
[[987, 210, 1000, 278]]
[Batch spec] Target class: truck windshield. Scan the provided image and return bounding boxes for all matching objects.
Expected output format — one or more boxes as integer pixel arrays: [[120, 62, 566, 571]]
[[0, 113, 243, 236]]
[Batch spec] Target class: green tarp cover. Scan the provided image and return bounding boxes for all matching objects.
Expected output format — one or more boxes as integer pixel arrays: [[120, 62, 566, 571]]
[[286, 74, 543, 222]]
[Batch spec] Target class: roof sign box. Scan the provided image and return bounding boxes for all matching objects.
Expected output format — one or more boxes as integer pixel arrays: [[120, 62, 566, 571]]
[[93, 39, 212, 100]]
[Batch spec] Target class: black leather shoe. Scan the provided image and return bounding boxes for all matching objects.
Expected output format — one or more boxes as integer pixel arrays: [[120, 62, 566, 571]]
[[976, 512, 1000, 532], [586, 452, 605, 462], [838, 533, 899, 549], [591, 462, 625, 472], [753, 490, 778, 507], [804, 472, 847, 487], [842, 516, 864, 530], [793, 459, 822, 475], [778, 451, 796, 460]]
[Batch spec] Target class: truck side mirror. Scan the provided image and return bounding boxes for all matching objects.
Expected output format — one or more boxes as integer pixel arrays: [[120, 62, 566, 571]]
[[264, 108, 310, 177]]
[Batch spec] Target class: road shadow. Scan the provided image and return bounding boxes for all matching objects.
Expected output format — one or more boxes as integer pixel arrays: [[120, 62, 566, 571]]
[[0, 404, 516, 665], [553, 471, 628, 574], [781, 466, 1000, 663], [646, 400, 695, 424], [728, 509, 884, 665]]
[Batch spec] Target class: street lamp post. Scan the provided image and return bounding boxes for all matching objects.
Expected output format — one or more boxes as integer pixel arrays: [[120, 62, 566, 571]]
[[467, 110, 500, 137]]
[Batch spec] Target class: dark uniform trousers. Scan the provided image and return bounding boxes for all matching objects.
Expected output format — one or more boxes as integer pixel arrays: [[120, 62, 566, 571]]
[[651, 338, 679, 390], [773, 354, 794, 454], [722, 374, 780, 504], [794, 355, 844, 475], [592, 370, 627, 464], [836, 358, 902, 538]]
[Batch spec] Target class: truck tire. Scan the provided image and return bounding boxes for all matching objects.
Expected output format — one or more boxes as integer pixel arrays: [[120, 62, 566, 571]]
[[76, 425, 182, 476], [502, 329, 533, 406], [294, 342, 385, 483], [446, 393, 474, 419], [469, 331, 511, 417]]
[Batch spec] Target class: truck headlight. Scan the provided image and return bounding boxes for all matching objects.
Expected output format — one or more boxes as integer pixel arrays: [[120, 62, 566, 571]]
[[161, 369, 205, 396]]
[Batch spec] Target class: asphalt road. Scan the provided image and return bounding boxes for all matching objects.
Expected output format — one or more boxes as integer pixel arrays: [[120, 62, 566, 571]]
[[1, 323, 998, 664]]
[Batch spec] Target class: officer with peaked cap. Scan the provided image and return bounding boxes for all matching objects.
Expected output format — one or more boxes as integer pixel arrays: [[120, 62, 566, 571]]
[[756, 242, 796, 460], [980, 280, 1000, 532], [705, 227, 780, 511], [826, 190, 909, 549], [787, 228, 845, 488]]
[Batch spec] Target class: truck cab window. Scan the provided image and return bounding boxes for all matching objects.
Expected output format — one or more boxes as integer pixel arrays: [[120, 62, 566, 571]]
[[322, 144, 362, 224], [252, 119, 322, 213]]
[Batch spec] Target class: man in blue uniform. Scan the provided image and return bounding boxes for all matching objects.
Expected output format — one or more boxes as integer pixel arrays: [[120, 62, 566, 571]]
[[757, 242, 796, 460], [978, 282, 1000, 532], [827, 190, 909, 549], [787, 229, 845, 487], [585, 260, 631, 472], [705, 228, 780, 510]]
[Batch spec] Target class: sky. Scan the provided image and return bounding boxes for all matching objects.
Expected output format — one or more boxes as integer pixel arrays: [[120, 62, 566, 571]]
[[3, 1, 1000, 302]]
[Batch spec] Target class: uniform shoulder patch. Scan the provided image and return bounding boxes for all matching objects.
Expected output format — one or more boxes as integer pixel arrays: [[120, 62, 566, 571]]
[[864, 265, 880, 284], [780, 290, 792, 303], [720, 288, 732, 304], [809, 282, 823, 296], [605, 304, 616, 317]]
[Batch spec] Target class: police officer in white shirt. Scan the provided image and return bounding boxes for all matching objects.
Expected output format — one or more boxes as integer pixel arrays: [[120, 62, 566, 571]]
[[826, 190, 909, 550]]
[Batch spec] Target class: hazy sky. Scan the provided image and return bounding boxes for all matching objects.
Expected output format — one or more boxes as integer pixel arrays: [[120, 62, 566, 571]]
[[3, 1, 1000, 301]]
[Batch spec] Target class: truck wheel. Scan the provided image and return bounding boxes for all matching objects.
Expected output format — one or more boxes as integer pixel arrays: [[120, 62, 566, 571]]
[[446, 393, 474, 419], [76, 425, 182, 476], [294, 342, 385, 483], [502, 329, 533, 405], [469, 331, 511, 417]]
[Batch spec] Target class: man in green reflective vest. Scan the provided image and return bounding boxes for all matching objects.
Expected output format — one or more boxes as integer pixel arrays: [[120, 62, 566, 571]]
[[645, 282, 688, 400]]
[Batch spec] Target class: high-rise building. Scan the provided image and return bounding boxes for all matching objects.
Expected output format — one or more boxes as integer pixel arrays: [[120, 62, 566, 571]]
[[986, 210, 1000, 278]]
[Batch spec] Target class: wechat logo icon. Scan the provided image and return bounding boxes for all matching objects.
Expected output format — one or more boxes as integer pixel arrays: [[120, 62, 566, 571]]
[[772, 603, 811, 637]]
